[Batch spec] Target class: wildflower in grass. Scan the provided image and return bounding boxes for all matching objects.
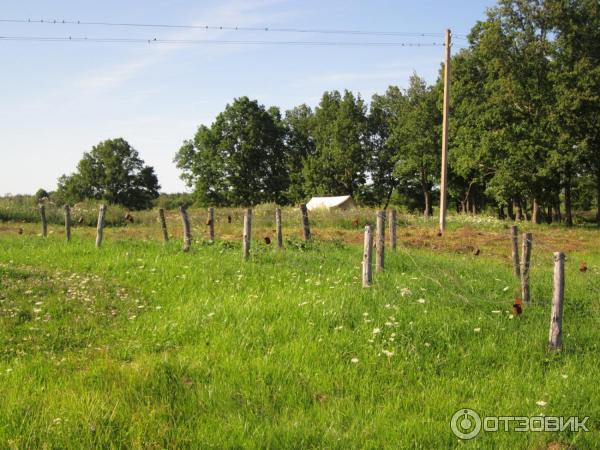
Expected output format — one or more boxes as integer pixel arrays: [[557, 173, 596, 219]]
[[536, 400, 547, 407], [400, 288, 412, 297], [207, 312, 215, 317], [372, 328, 381, 335], [417, 298, 426, 304], [503, 286, 509, 292], [424, 342, 431, 347], [382, 349, 394, 358], [474, 328, 481, 333], [561, 374, 568, 379], [491, 310, 501, 314], [351, 358, 359, 364]]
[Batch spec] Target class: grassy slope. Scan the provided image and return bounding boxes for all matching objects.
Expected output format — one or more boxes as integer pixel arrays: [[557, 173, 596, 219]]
[[0, 227, 599, 449]]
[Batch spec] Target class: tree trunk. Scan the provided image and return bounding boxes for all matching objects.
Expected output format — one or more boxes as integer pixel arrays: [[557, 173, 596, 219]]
[[553, 198, 561, 223], [423, 190, 431, 218], [546, 205, 553, 224], [531, 198, 541, 224], [565, 182, 573, 227], [498, 205, 506, 220], [471, 201, 477, 215], [507, 201, 515, 221]]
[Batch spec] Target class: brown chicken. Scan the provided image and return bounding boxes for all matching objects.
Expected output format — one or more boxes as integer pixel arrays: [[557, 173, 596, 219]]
[[580, 262, 588, 273], [264, 237, 271, 245], [512, 298, 523, 316], [351, 218, 360, 228]]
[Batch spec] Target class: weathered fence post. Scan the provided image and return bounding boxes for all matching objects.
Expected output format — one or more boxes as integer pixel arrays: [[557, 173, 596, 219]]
[[39, 204, 47, 237], [179, 205, 191, 252], [158, 208, 169, 242], [521, 232, 533, 304], [510, 225, 520, 278], [548, 252, 565, 351], [362, 225, 373, 287], [375, 211, 385, 272], [95, 204, 107, 248], [207, 207, 215, 242], [243, 208, 252, 260], [64, 205, 71, 242], [388, 209, 397, 251], [275, 208, 283, 248], [300, 204, 311, 241]]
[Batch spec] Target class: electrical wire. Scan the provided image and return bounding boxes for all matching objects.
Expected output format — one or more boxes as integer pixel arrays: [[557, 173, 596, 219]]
[[0, 17, 468, 38], [0, 35, 445, 47]]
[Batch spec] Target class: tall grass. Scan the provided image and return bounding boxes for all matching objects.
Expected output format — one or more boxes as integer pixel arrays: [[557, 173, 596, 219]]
[[0, 231, 598, 448]]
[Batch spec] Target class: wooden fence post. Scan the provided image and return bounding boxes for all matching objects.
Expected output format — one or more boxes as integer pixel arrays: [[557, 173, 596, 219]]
[[388, 209, 397, 251], [521, 232, 533, 304], [179, 205, 191, 252], [158, 208, 169, 242], [511, 225, 521, 278], [207, 207, 215, 242], [95, 204, 107, 248], [362, 225, 373, 287], [300, 204, 311, 241], [375, 211, 385, 272], [243, 208, 252, 260], [548, 252, 565, 351], [275, 208, 283, 248], [64, 205, 71, 242], [39, 204, 47, 237]]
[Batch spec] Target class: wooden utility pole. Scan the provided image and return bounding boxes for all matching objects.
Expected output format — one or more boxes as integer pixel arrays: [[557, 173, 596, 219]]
[[439, 29, 451, 235]]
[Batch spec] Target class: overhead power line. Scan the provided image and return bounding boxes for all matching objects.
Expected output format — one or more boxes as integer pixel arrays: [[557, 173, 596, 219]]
[[0, 35, 445, 47], [0, 17, 467, 38]]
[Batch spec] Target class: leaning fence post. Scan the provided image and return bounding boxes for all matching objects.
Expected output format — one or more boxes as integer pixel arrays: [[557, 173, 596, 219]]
[[511, 225, 521, 278], [362, 225, 373, 288], [300, 204, 311, 241], [548, 252, 565, 351], [275, 208, 283, 248], [243, 208, 252, 260], [95, 204, 107, 248], [158, 208, 169, 242], [375, 211, 385, 272], [388, 209, 397, 251], [64, 205, 71, 242], [521, 232, 533, 304], [179, 205, 191, 252], [39, 204, 47, 237], [207, 207, 215, 242]]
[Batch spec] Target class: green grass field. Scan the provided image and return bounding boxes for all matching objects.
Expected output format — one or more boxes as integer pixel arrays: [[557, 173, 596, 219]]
[[0, 218, 599, 448]]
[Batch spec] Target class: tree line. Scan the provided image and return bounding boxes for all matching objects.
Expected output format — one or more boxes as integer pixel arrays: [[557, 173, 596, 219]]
[[53, 0, 599, 225]]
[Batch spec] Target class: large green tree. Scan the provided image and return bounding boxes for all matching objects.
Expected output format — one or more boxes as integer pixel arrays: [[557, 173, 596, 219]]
[[282, 104, 316, 204], [57, 138, 160, 210], [174, 97, 288, 206], [367, 86, 404, 208], [303, 91, 370, 198], [389, 74, 441, 217], [550, 0, 600, 225]]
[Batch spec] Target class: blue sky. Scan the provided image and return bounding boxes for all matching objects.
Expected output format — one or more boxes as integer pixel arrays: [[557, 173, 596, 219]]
[[0, 0, 496, 194]]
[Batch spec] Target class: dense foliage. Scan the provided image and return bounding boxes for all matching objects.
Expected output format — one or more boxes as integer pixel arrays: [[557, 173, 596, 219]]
[[175, 0, 600, 225], [56, 138, 160, 210]]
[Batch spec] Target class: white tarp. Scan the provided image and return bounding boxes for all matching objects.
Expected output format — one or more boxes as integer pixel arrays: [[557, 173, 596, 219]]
[[306, 195, 355, 211]]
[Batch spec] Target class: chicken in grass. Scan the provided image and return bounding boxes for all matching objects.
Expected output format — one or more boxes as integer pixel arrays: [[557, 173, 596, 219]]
[[512, 298, 523, 316], [580, 262, 588, 273]]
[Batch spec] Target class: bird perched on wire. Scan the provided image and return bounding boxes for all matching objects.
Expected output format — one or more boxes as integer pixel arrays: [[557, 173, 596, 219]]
[[512, 298, 523, 316], [580, 262, 588, 273]]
